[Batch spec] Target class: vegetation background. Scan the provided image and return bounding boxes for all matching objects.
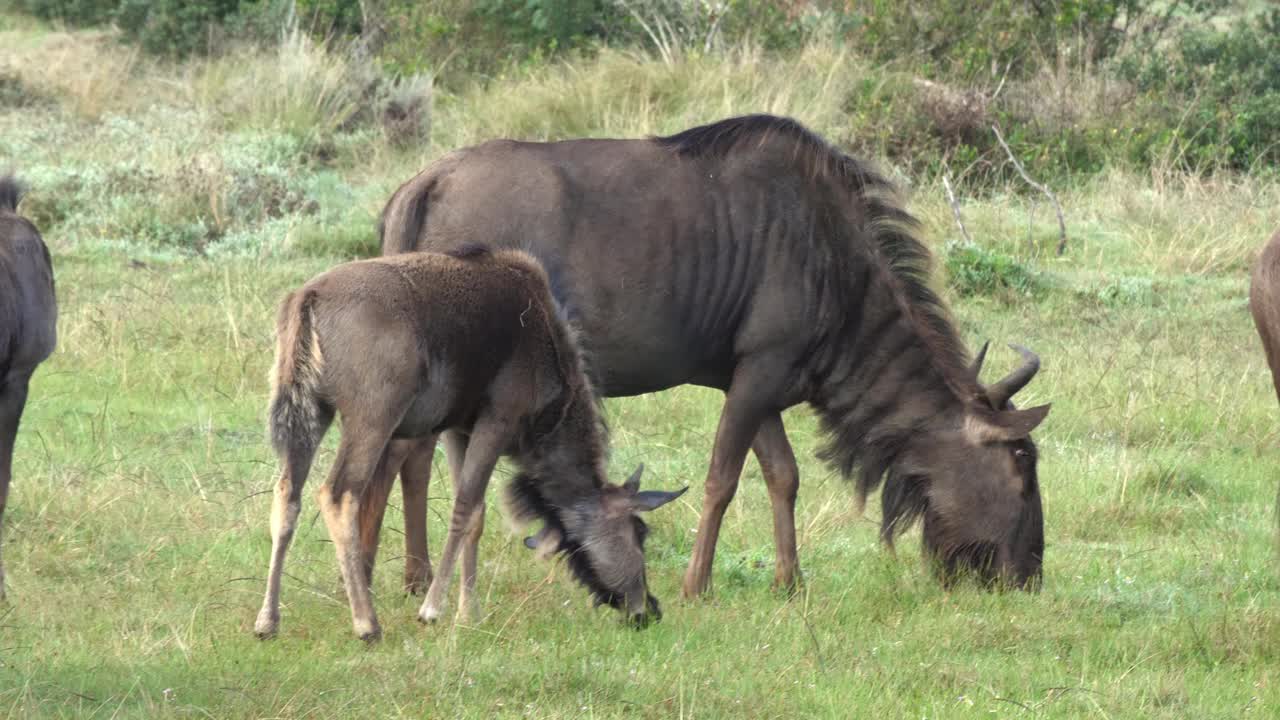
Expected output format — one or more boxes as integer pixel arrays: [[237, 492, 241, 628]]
[[0, 0, 1278, 717]]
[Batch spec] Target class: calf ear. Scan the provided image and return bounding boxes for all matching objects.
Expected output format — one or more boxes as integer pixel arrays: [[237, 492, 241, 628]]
[[966, 404, 1051, 443], [632, 486, 688, 512], [623, 463, 645, 493]]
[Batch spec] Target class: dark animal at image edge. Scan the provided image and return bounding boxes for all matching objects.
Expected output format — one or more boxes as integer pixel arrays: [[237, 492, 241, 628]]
[[1248, 229, 1280, 525], [254, 248, 684, 640], [0, 174, 57, 601], [373, 115, 1051, 596]]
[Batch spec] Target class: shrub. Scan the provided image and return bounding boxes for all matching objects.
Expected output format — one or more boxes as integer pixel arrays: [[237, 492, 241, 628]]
[[944, 242, 1045, 299], [1121, 8, 1280, 172]]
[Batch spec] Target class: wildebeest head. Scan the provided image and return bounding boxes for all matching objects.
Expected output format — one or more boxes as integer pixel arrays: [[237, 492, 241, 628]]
[[520, 465, 686, 627], [878, 344, 1048, 590]]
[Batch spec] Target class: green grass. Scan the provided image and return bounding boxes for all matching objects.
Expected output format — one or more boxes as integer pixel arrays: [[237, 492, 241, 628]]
[[3, 14, 1280, 720]]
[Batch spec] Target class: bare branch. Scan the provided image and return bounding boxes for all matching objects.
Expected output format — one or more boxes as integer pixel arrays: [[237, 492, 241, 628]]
[[941, 172, 973, 245], [992, 123, 1068, 255]]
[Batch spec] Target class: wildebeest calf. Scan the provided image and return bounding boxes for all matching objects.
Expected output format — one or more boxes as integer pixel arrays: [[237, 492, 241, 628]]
[[0, 175, 57, 601], [254, 246, 684, 641]]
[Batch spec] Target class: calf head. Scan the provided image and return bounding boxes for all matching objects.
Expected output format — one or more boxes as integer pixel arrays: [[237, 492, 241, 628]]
[[519, 465, 685, 626]]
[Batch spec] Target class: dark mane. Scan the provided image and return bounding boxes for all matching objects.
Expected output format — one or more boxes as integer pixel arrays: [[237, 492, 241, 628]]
[[660, 115, 981, 529], [654, 114, 976, 397], [505, 473, 624, 610], [0, 174, 25, 214]]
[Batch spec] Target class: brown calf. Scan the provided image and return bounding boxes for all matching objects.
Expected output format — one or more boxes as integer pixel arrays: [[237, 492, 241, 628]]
[[253, 246, 683, 641]]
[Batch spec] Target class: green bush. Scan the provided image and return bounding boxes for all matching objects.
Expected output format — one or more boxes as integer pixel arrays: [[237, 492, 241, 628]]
[[14, 0, 118, 26], [944, 242, 1045, 300], [1122, 9, 1280, 172]]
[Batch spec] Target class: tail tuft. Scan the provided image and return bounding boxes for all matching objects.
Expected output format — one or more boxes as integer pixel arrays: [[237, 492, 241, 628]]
[[268, 290, 327, 455]]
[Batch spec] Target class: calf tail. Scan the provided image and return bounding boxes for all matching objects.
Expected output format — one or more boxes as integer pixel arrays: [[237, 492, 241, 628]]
[[268, 289, 328, 456]]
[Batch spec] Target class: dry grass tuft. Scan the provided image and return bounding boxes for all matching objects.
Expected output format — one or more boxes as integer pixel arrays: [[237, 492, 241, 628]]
[[0, 29, 141, 118]]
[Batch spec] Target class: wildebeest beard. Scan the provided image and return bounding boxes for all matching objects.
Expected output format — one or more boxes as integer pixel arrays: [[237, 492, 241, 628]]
[[505, 472, 630, 610]]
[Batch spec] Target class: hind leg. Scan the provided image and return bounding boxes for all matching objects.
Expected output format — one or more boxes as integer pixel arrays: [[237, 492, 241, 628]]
[[318, 429, 397, 642], [400, 436, 438, 594], [254, 409, 330, 638], [357, 443, 399, 588], [0, 374, 32, 602]]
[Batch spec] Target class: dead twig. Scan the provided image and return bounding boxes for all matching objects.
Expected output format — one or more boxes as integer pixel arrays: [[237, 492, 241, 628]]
[[941, 171, 973, 245], [992, 123, 1068, 255]]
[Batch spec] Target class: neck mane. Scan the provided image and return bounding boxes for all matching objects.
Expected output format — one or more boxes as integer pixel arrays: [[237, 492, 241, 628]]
[[658, 114, 981, 508]]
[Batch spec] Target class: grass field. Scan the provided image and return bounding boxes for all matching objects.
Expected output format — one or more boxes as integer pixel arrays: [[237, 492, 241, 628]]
[[3, 15, 1280, 720]]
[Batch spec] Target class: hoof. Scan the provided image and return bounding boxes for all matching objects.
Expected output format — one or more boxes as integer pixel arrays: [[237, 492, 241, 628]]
[[404, 574, 432, 596], [355, 621, 382, 643], [418, 605, 442, 624], [254, 611, 279, 639]]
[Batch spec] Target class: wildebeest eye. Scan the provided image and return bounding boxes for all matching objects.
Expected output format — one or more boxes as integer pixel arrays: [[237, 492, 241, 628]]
[[1014, 448, 1029, 458]]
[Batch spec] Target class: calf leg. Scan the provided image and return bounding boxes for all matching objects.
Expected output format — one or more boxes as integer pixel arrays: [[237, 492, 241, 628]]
[[358, 442, 401, 588], [0, 375, 31, 602], [317, 431, 395, 642], [419, 421, 506, 623], [442, 430, 486, 622], [254, 409, 330, 638], [399, 437, 438, 594], [682, 362, 788, 599], [752, 413, 801, 592]]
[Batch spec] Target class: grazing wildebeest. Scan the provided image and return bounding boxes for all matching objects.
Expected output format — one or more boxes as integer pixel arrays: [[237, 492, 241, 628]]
[[254, 247, 684, 640], [375, 114, 1051, 597], [1251, 231, 1280, 408], [0, 175, 56, 601]]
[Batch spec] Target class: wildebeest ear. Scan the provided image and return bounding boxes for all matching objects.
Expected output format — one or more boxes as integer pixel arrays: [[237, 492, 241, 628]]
[[623, 463, 645, 493], [966, 404, 1051, 443], [523, 526, 563, 560], [632, 486, 688, 512]]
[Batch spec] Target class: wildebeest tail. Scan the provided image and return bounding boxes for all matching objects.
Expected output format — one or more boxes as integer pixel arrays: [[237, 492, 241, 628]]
[[268, 289, 327, 456], [0, 174, 25, 213], [378, 173, 437, 255]]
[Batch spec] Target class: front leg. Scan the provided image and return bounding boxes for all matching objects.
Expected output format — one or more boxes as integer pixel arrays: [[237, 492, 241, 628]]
[[682, 360, 790, 599], [418, 420, 507, 624], [752, 413, 801, 593]]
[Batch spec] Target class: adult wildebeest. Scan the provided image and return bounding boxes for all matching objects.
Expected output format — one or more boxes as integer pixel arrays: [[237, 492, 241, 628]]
[[1251, 231, 1280, 404], [254, 247, 684, 640], [376, 115, 1051, 597], [0, 175, 56, 601]]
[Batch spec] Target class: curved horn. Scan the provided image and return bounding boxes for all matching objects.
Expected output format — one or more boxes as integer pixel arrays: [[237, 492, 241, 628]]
[[969, 340, 990, 379], [623, 463, 644, 493], [986, 344, 1040, 409]]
